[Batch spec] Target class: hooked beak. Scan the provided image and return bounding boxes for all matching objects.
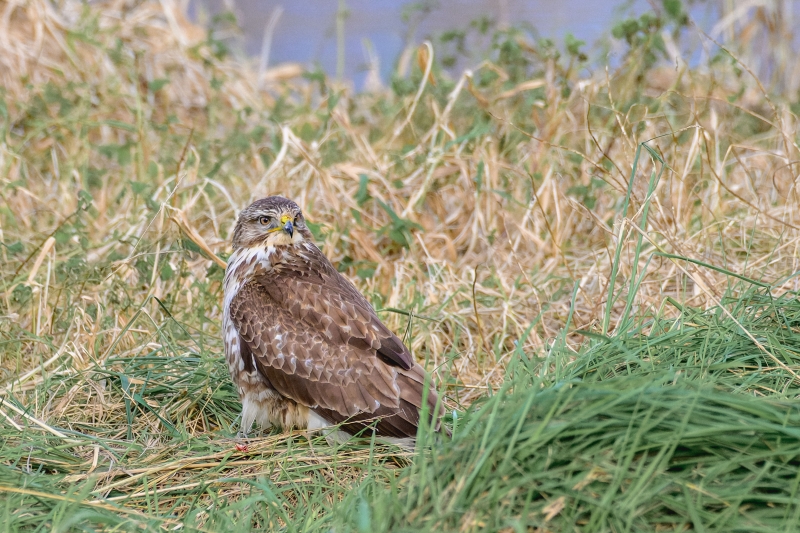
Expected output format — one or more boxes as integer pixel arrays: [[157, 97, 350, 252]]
[[283, 219, 294, 238]]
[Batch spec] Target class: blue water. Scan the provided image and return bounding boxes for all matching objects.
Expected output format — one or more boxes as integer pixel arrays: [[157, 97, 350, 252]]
[[187, 0, 742, 89]]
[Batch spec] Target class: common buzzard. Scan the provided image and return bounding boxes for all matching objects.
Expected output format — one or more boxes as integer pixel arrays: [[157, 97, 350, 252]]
[[223, 196, 444, 444]]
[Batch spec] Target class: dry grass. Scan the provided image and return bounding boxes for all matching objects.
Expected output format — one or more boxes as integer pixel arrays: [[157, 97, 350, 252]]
[[1, 0, 800, 529]]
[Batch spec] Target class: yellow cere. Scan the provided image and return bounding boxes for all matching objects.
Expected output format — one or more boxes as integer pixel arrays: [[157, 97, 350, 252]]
[[280, 214, 292, 225]]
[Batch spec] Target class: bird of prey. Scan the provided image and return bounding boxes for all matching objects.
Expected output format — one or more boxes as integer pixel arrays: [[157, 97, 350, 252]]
[[222, 196, 444, 444]]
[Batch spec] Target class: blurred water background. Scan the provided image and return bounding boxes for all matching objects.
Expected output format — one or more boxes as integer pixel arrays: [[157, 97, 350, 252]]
[[187, 0, 800, 93]]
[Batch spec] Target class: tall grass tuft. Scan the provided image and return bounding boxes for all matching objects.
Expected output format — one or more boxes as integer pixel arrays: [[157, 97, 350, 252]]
[[334, 290, 800, 532]]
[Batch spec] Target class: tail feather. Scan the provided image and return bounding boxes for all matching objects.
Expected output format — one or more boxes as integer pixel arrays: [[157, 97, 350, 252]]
[[312, 364, 445, 439]]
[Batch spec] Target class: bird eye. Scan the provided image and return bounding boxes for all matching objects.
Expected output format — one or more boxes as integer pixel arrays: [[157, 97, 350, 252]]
[[258, 216, 270, 225]]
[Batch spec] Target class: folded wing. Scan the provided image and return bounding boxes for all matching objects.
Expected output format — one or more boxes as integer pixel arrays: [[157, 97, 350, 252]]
[[228, 244, 443, 437]]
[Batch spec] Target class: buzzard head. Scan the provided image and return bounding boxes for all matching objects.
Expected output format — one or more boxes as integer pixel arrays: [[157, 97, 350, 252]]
[[232, 196, 313, 250]]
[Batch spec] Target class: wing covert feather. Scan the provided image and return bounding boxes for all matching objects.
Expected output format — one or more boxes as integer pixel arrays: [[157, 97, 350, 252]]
[[253, 246, 414, 371], [229, 280, 401, 417]]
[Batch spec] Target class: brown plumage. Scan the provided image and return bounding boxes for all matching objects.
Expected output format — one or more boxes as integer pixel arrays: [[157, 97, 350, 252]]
[[222, 196, 444, 442]]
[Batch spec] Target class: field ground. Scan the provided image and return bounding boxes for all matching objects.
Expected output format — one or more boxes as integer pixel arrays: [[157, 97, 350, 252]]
[[2, 0, 800, 531]]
